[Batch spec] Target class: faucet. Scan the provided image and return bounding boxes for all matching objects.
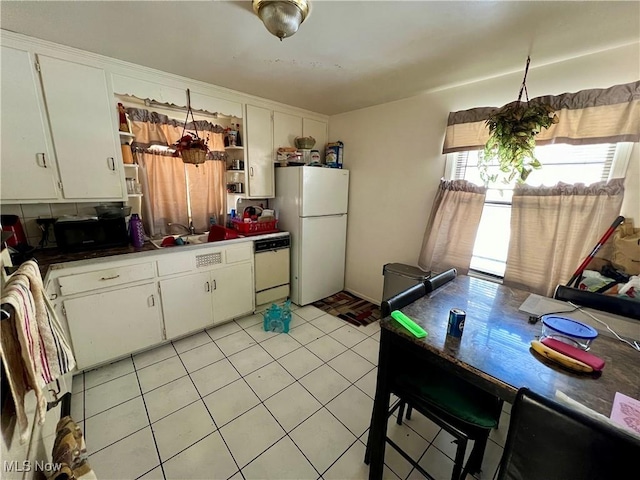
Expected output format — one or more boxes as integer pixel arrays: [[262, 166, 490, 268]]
[[167, 221, 196, 235]]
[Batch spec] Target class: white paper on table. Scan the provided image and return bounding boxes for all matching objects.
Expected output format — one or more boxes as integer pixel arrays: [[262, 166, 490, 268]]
[[555, 391, 640, 440], [519, 294, 567, 316], [610, 392, 640, 436]]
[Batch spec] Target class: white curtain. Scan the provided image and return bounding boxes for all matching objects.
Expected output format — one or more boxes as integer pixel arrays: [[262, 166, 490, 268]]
[[418, 179, 487, 275], [127, 108, 227, 236], [503, 178, 625, 296]]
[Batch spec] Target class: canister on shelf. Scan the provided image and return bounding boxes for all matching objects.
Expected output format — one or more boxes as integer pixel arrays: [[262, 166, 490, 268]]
[[121, 144, 134, 164]]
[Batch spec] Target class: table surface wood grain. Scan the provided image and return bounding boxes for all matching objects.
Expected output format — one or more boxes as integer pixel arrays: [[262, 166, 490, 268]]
[[381, 275, 640, 416]]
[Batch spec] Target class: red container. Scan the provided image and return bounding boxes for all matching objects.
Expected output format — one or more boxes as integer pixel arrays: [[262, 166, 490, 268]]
[[231, 218, 278, 236], [1, 215, 28, 247], [208, 224, 240, 241]]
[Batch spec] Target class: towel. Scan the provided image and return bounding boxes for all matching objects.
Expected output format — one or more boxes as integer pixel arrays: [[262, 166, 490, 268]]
[[0, 260, 76, 443], [15, 261, 75, 381]]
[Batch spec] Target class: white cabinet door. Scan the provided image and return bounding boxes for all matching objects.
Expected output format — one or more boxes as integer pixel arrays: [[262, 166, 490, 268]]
[[111, 74, 187, 107], [245, 104, 274, 198], [191, 91, 243, 119], [212, 263, 254, 324], [303, 118, 328, 162], [0, 46, 59, 201], [38, 55, 124, 200], [160, 272, 214, 339], [274, 111, 302, 151], [64, 283, 163, 369]]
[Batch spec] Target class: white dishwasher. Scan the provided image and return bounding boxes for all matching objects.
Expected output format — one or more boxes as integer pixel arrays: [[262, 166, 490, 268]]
[[254, 235, 291, 306]]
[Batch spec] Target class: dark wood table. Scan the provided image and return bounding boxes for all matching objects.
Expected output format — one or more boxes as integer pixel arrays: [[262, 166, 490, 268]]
[[367, 275, 640, 479]]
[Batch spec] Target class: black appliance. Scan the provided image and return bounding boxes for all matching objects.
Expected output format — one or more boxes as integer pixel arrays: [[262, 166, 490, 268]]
[[54, 217, 129, 251]]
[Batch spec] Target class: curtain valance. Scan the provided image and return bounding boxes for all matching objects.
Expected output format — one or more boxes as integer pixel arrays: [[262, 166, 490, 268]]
[[126, 107, 226, 160], [443, 81, 640, 154]]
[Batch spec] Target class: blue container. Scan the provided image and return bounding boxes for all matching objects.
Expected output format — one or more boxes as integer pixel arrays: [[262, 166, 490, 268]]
[[541, 316, 598, 350], [263, 300, 292, 333], [447, 308, 466, 338]]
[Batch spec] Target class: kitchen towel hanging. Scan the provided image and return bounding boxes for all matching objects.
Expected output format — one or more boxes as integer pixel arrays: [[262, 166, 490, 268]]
[[0, 260, 76, 443]]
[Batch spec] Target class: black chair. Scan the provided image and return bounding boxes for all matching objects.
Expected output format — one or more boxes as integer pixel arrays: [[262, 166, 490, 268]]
[[367, 268, 503, 480], [497, 388, 640, 480]]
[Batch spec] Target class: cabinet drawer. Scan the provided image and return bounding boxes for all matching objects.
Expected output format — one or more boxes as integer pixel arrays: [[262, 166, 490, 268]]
[[57, 262, 155, 296], [226, 244, 252, 264], [256, 285, 290, 306]]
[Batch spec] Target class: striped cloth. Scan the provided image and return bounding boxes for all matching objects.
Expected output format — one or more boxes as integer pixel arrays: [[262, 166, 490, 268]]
[[0, 260, 75, 443]]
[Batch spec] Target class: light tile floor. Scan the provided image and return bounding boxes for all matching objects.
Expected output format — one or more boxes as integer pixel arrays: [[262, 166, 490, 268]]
[[71, 305, 510, 480]]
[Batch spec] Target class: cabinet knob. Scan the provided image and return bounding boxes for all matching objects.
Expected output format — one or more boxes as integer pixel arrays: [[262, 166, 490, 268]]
[[108, 157, 116, 171], [213, 279, 217, 291], [205, 281, 210, 292], [250, 167, 254, 177], [148, 294, 155, 307]]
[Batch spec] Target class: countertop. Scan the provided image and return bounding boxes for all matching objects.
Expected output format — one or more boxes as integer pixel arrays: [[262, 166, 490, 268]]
[[32, 231, 289, 278]]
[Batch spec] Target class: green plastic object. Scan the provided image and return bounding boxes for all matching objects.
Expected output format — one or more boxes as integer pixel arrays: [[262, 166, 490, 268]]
[[391, 310, 428, 338]]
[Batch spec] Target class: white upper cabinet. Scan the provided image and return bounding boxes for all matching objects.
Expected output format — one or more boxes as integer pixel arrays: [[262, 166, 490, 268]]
[[245, 104, 274, 198], [111, 74, 187, 107], [274, 111, 303, 151], [190, 91, 243, 119], [38, 55, 124, 199], [1, 46, 59, 201], [303, 117, 328, 162]]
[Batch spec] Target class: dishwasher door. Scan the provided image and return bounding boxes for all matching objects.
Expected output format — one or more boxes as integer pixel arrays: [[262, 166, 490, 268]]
[[255, 247, 290, 305]]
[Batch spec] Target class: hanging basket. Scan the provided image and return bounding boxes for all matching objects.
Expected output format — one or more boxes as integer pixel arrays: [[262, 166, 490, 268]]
[[180, 148, 207, 165], [174, 88, 209, 167]]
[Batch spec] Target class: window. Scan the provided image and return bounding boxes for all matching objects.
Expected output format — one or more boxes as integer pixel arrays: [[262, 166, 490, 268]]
[[447, 143, 631, 277]]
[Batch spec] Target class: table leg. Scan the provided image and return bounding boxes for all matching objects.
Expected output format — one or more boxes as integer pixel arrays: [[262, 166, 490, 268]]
[[367, 328, 392, 480]]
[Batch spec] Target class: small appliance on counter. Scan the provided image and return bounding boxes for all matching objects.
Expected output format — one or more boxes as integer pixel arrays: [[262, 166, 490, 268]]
[[0, 214, 35, 264], [54, 216, 129, 251]]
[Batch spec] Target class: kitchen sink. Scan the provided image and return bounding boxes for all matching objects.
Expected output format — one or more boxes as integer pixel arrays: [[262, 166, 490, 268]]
[[149, 233, 210, 249]]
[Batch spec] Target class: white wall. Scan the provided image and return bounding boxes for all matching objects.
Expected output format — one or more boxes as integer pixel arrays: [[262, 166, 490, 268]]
[[331, 43, 640, 304]]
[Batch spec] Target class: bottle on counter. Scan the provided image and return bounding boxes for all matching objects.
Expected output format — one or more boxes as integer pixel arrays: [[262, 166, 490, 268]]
[[129, 214, 145, 248]]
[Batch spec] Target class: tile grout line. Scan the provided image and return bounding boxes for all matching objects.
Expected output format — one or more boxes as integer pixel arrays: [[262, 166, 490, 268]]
[[77, 307, 382, 478], [132, 352, 167, 480], [204, 319, 319, 478], [169, 340, 246, 480]]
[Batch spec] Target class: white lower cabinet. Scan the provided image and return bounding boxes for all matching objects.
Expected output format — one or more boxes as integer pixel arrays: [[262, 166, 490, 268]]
[[212, 263, 254, 325], [160, 272, 213, 340], [160, 262, 254, 339], [64, 282, 163, 370], [52, 241, 257, 370]]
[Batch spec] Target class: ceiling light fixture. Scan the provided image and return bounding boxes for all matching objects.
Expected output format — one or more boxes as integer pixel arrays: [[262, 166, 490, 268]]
[[252, 0, 310, 41]]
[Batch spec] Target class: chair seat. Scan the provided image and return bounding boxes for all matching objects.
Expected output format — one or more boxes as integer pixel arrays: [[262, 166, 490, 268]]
[[395, 368, 501, 429]]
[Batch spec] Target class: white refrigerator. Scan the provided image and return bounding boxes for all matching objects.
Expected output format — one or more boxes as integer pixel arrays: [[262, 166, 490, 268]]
[[273, 167, 349, 306]]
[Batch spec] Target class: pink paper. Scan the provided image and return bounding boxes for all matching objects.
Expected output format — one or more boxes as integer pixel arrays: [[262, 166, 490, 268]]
[[610, 392, 640, 435]]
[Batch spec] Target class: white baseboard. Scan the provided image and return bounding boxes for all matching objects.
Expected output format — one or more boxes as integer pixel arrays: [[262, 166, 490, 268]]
[[344, 287, 380, 306]]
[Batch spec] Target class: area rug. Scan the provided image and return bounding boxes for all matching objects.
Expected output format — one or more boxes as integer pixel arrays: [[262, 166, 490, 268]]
[[313, 291, 380, 327]]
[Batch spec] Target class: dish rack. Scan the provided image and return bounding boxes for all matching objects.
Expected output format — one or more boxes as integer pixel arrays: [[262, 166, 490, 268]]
[[231, 218, 278, 236]]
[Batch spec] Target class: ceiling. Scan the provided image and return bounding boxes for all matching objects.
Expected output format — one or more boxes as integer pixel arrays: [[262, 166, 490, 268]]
[[1, 1, 639, 116]]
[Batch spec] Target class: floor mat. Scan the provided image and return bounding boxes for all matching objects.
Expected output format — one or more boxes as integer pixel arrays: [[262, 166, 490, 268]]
[[313, 291, 380, 327]]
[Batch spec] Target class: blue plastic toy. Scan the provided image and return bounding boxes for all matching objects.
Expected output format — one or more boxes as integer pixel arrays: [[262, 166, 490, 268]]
[[263, 300, 292, 333]]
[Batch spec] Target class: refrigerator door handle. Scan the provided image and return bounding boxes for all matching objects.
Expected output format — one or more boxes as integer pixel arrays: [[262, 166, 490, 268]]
[[302, 214, 346, 218]]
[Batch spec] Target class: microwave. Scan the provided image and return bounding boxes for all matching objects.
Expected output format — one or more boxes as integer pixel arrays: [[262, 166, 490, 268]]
[[54, 217, 129, 251]]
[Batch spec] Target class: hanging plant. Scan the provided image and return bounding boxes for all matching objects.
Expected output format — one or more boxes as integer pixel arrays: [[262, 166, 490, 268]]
[[480, 57, 559, 185]]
